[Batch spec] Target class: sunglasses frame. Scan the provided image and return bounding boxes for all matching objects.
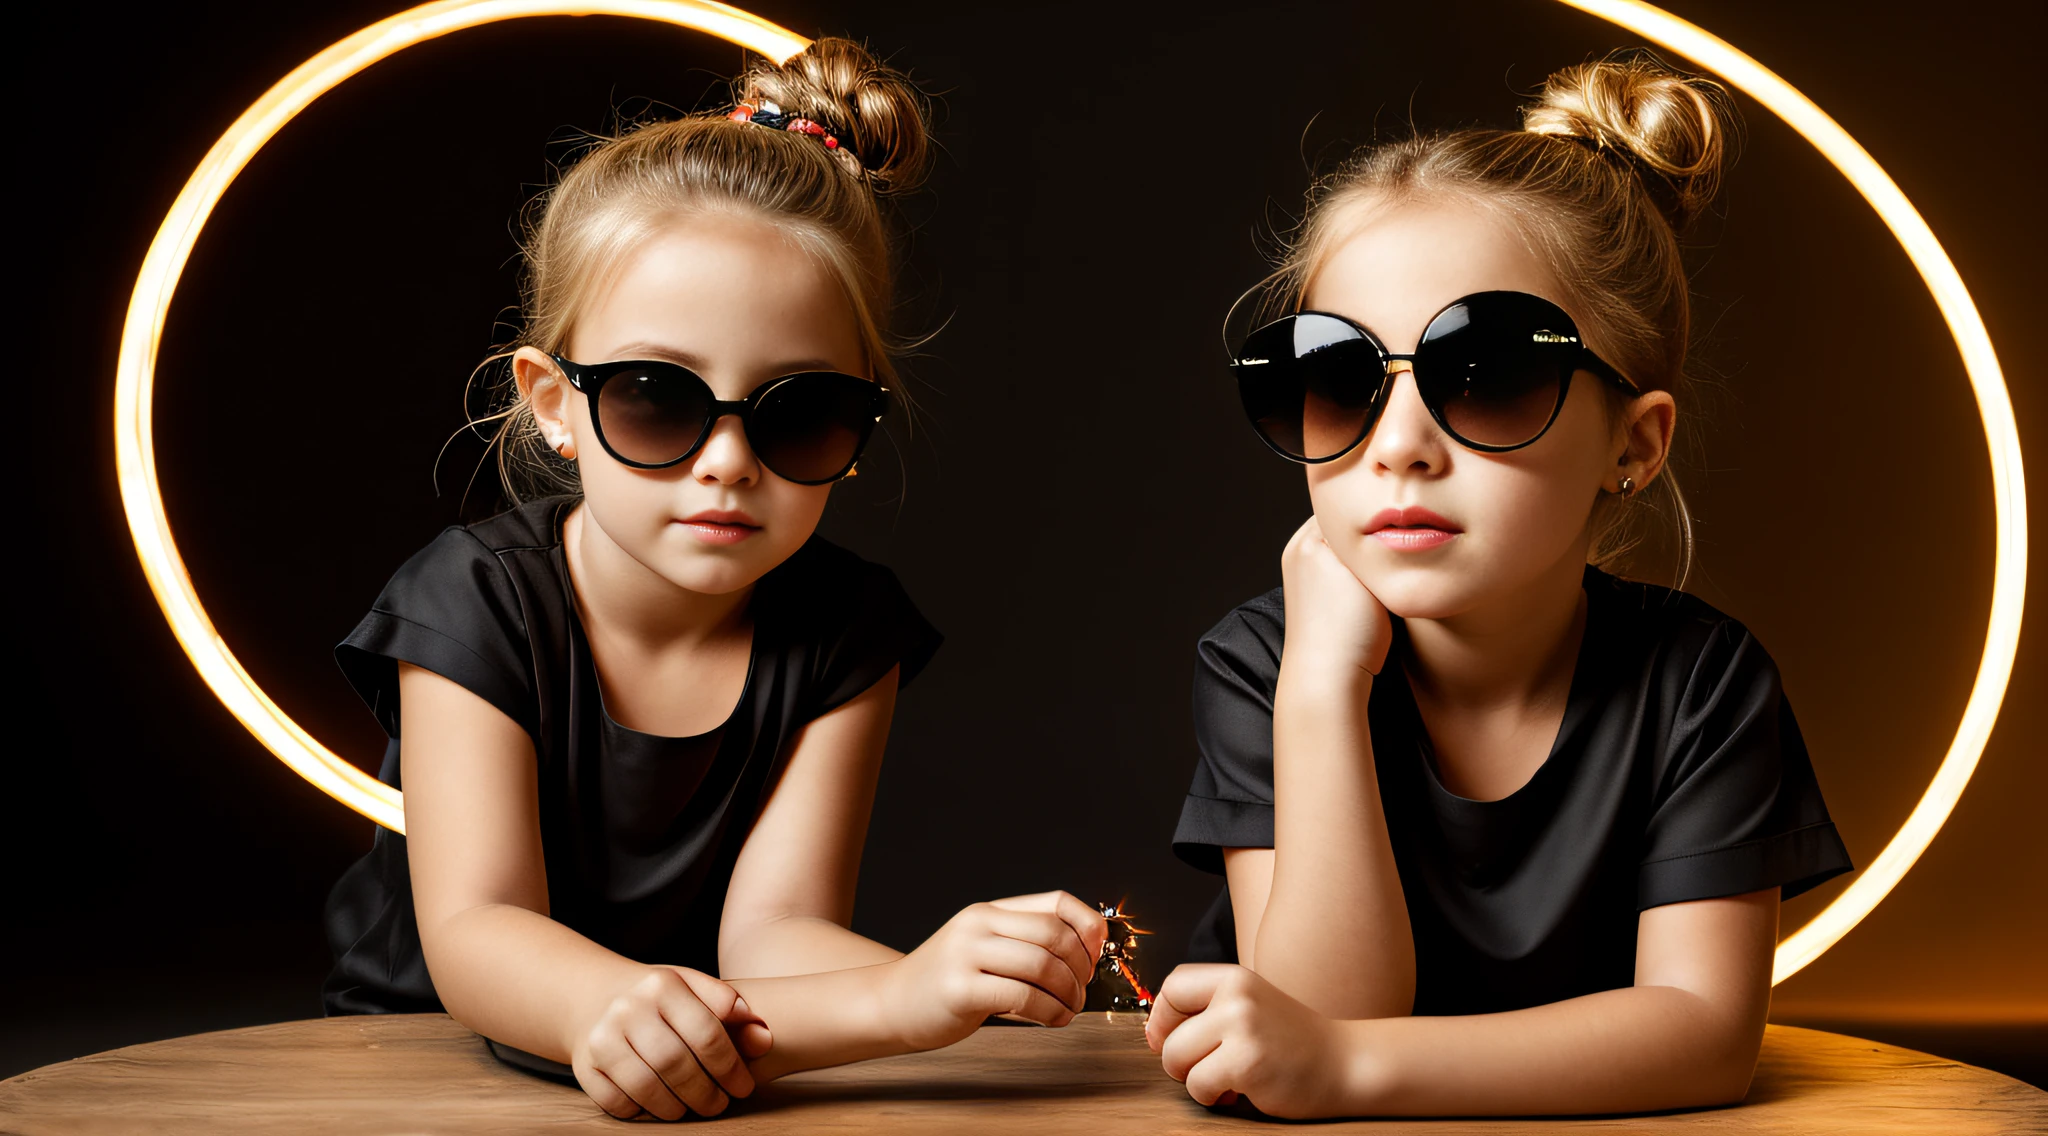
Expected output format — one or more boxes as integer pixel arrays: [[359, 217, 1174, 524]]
[[551, 354, 889, 485], [1229, 290, 1643, 462]]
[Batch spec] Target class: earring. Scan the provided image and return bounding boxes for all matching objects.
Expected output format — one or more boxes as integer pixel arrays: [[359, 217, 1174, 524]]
[[1617, 475, 1636, 496]]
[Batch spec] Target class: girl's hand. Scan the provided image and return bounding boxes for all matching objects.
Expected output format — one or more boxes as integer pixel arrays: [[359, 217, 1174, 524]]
[[1145, 963, 1372, 1119], [570, 965, 773, 1120], [1280, 515, 1391, 679], [881, 891, 1109, 1052]]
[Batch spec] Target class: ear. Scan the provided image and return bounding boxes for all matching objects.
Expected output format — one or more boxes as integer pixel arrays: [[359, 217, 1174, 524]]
[[512, 346, 578, 460], [1615, 389, 1677, 494]]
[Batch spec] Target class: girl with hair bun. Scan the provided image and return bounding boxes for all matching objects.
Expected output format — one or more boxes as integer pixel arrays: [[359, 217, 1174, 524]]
[[322, 38, 1106, 1120], [1151, 54, 1852, 1117]]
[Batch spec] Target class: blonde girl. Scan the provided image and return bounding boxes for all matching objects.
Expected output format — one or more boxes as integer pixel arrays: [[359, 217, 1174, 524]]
[[1152, 55, 1850, 1118], [323, 39, 1106, 1121]]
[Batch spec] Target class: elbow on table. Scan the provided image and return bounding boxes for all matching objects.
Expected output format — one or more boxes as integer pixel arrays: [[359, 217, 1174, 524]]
[[1679, 1026, 1767, 1110]]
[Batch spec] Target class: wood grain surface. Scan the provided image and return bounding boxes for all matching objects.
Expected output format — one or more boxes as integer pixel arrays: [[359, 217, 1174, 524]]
[[3, 1013, 2042, 1134]]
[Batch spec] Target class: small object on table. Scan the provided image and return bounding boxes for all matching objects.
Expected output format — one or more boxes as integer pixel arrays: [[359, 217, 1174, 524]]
[[1085, 899, 1154, 1014]]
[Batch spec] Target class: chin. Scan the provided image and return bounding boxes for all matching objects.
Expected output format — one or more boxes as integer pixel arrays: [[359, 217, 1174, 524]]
[[644, 542, 781, 597], [1350, 555, 1489, 622]]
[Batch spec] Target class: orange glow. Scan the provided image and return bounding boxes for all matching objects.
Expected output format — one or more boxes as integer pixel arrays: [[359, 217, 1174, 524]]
[[112, 1, 809, 835], [115, 0, 2023, 993], [1558, 0, 2026, 985]]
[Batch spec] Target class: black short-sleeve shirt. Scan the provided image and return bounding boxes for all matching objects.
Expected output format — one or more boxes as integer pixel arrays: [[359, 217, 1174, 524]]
[[1172, 567, 1851, 1016], [322, 496, 941, 1015]]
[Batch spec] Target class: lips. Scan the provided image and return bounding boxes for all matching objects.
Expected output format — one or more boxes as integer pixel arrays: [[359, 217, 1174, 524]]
[[675, 508, 761, 545], [1363, 506, 1460, 551], [680, 509, 759, 528], [1363, 506, 1460, 535]]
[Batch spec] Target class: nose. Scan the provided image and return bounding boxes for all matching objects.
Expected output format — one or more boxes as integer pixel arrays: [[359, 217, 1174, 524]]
[[689, 413, 761, 486], [1358, 363, 1449, 477]]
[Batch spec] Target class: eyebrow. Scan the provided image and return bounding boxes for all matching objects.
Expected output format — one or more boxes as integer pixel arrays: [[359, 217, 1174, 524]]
[[604, 341, 847, 376]]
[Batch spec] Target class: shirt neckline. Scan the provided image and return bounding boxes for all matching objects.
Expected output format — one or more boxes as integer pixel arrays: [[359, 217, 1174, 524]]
[[547, 496, 762, 744], [1398, 568, 1613, 810]]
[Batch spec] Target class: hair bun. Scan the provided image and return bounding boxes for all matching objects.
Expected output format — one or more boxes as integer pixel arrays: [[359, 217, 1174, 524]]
[[1523, 53, 1731, 231], [741, 37, 932, 192]]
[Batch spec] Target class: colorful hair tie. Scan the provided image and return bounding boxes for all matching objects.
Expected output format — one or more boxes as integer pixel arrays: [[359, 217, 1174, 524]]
[[729, 99, 863, 175]]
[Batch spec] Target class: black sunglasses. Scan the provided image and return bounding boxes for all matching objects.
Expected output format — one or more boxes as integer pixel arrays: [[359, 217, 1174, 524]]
[[553, 355, 888, 485], [1229, 290, 1640, 461]]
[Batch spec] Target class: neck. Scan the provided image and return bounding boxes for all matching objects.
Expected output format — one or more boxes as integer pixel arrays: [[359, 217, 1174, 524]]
[[1401, 544, 1590, 714], [563, 503, 753, 650]]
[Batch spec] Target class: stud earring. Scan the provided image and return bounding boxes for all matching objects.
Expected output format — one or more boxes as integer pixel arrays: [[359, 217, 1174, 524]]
[[1617, 475, 1636, 496]]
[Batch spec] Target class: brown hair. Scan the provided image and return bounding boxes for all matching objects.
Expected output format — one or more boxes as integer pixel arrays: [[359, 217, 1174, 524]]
[[1251, 52, 1734, 581], [478, 37, 932, 502]]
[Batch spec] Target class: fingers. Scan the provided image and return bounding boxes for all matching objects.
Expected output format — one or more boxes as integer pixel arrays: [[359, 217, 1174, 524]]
[[669, 968, 775, 1060], [572, 1062, 644, 1121], [1185, 1047, 1245, 1109], [1158, 1004, 1228, 1084], [652, 974, 756, 1101], [976, 909, 1094, 1008], [972, 934, 1086, 1017], [583, 1031, 689, 1121], [970, 973, 1077, 1028], [1044, 891, 1111, 959], [985, 892, 1107, 994], [625, 1026, 727, 1119], [734, 1020, 774, 1059], [1145, 964, 1232, 1050]]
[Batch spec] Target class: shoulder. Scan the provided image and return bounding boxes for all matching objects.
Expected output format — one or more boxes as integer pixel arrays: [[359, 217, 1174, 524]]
[[1197, 586, 1286, 677], [374, 498, 567, 616], [760, 536, 943, 707], [1585, 568, 1781, 695], [1189, 587, 1288, 716], [463, 496, 570, 554], [337, 499, 568, 740]]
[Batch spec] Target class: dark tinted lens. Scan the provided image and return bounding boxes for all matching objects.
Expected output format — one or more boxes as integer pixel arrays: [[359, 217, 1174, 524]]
[[1415, 295, 1572, 449], [1235, 314, 1386, 461], [595, 365, 714, 465], [749, 373, 880, 483]]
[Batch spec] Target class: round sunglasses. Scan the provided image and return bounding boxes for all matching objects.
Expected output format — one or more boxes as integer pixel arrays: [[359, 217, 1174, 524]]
[[553, 354, 888, 485], [1229, 290, 1641, 461]]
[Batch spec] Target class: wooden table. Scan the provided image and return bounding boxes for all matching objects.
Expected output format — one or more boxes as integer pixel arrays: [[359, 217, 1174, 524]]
[[3, 1013, 2041, 1134]]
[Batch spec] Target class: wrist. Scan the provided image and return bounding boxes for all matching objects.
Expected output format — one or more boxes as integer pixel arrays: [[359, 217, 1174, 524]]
[[1333, 1017, 1398, 1114], [868, 957, 919, 1050], [1279, 640, 1379, 685]]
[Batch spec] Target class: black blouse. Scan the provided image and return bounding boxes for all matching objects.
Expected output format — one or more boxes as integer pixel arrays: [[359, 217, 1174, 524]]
[[322, 496, 941, 1015], [1172, 567, 1851, 1016]]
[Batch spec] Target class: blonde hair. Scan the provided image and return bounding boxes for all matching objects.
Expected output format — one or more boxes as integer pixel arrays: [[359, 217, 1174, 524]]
[[1251, 52, 1733, 582], [478, 37, 931, 502]]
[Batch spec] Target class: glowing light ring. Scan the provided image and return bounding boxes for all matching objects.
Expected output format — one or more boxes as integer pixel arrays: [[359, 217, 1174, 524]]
[[1557, 0, 2025, 983], [119, 0, 2023, 984], [113, 0, 810, 835]]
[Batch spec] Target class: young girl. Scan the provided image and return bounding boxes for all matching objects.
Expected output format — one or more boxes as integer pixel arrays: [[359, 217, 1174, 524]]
[[322, 39, 1106, 1121], [1151, 56, 1852, 1117]]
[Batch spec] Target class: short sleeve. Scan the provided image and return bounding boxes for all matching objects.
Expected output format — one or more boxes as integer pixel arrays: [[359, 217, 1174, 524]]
[[334, 527, 538, 743], [1636, 621, 1853, 909], [801, 557, 943, 718], [1172, 590, 1287, 874]]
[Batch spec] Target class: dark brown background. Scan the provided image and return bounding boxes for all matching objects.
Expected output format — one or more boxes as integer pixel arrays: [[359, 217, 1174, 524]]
[[12, 0, 2043, 1086]]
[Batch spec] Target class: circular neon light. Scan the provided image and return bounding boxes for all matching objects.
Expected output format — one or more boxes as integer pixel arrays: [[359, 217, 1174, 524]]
[[112, 0, 808, 834], [115, 1, 2023, 984], [1556, 2, 2027, 984]]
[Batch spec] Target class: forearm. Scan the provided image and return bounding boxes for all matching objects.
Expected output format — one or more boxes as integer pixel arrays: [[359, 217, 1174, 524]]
[[727, 962, 912, 1081], [422, 903, 646, 1062], [721, 914, 903, 979], [1256, 668, 1414, 1018], [1337, 985, 1762, 1116]]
